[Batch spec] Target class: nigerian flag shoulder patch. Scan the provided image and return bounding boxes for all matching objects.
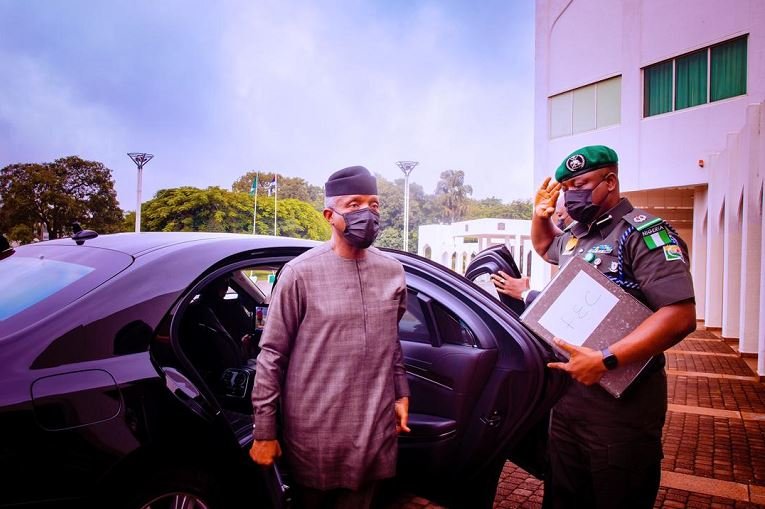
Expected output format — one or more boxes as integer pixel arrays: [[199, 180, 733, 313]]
[[641, 223, 672, 250]]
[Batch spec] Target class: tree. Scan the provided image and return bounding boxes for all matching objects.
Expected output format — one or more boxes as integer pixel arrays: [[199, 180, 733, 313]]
[[435, 169, 473, 224], [232, 171, 324, 211], [375, 226, 403, 249], [0, 156, 123, 242], [465, 197, 533, 220], [139, 186, 330, 240]]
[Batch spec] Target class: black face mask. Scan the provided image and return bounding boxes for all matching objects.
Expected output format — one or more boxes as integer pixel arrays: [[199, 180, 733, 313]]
[[332, 208, 380, 249], [564, 179, 608, 225]]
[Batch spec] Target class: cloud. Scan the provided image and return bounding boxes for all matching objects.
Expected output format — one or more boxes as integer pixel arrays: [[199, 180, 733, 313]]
[[215, 0, 534, 199], [0, 0, 535, 208]]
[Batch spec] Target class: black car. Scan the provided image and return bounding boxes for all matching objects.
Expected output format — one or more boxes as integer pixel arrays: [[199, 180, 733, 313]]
[[0, 232, 566, 508]]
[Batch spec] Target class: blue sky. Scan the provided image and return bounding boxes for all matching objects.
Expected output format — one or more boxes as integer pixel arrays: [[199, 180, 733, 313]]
[[0, 0, 535, 210]]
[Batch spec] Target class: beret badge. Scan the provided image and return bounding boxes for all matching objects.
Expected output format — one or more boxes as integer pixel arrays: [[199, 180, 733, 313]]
[[566, 154, 586, 172]]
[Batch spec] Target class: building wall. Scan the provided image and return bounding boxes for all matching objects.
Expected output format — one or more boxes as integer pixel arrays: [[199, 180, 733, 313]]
[[535, 0, 765, 375], [418, 218, 548, 290], [536, 0, 765, 192]]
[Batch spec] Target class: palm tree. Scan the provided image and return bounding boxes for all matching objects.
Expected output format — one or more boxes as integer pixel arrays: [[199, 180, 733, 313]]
[[435, 169, 473, 223]]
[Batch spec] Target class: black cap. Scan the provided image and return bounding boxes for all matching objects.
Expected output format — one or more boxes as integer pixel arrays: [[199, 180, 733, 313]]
[[325, 166, 378, 197]]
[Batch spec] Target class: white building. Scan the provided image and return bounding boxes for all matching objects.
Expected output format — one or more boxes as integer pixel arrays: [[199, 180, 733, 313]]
[[535, 0, 765, 376], [418, 218, 547, 285]]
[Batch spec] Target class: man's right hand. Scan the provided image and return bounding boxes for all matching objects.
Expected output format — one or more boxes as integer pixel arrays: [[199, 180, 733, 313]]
[[534, 177, 561, 219], [249, 439, 282, 467]]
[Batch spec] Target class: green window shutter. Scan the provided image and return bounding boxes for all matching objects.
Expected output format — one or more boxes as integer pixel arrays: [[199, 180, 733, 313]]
[[675, 49, 707, 110], [711, 36, 747, 101], [644, 60, 673, 117]]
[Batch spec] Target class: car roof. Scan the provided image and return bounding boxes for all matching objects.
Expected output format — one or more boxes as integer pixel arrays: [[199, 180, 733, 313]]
[[40, 232, 318, 257]]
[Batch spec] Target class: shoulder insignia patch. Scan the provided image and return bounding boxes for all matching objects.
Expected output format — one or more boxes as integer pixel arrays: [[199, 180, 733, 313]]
[[663, 244, 685, 262], [642, 225, 672, 250]]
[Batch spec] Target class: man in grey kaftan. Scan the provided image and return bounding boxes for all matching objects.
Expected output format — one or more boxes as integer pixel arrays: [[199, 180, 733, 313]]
[[250, 166, 410, 507]]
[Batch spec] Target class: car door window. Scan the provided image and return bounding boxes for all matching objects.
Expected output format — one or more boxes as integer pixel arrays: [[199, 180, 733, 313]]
[[432, 301, 477, 347], [399, 291, 431, 344], [399, 290, 477, 348]]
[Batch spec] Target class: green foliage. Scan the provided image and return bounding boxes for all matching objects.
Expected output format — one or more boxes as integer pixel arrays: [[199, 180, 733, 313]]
[[435, 169, 473, 223], [0, 156, 123, 243], [465, 197, 533, 220], [375, 226, 403, 249], [139, 186, 330, 240], [232, 171, 324, 211]]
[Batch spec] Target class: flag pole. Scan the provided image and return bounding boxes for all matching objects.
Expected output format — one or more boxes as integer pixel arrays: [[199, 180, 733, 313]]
[[273, 173, 278, 236], [251, 172, 259, 235]]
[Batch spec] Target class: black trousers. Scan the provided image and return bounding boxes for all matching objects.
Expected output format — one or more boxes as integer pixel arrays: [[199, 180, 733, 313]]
[[545, 369, 667, 509]]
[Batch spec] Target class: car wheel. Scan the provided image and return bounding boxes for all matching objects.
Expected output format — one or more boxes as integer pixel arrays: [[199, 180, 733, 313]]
[[138, 492, 210, 509], [112, 468, 224, 509]]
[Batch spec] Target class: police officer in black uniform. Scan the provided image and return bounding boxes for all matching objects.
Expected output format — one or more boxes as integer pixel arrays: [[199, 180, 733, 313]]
[[531, 145, 697, 509]]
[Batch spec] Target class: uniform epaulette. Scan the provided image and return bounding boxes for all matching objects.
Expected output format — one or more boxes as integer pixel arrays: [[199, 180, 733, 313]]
[[622, 209, 675, 251]]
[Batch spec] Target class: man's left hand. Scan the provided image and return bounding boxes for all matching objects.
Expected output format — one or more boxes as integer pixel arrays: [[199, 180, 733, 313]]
[[395, 397, 411, 434], [547, 337, 607, 385]]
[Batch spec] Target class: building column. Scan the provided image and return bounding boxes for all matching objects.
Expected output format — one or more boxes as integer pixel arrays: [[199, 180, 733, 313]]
[[691, 187, 708, 321], [704, 154, 724, 328], [721, 136, 742, 339], [759, 194, 765, 377], [738, 105, 761, 354]]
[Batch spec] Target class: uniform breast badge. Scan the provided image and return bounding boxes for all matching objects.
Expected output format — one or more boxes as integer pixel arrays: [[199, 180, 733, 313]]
[[564, 236, 579, 254]]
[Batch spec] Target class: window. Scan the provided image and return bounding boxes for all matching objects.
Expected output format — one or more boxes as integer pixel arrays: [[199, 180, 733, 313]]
[[497, 222, 506, 231], [399, 292, 432, 344], [398, 290, 476, 347], [549, 76, 621, 139], [676, 50, 707, 110], [644, 35, 747, 117], [711, 37, 747, 101], [432, 302, 476, 347]]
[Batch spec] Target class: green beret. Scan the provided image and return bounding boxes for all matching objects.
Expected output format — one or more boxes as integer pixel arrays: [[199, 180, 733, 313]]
[[555, 145, 619, 183]]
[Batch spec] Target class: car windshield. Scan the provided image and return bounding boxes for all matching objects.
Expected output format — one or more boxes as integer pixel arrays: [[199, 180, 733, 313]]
[[0, 244, 133, 337]]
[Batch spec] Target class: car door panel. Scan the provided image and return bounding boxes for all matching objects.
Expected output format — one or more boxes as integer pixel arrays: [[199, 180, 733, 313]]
[[389, 249, 567, 484]]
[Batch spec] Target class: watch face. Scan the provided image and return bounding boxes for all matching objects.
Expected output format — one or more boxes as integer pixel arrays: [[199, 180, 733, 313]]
[[602, 349, 618, 370]]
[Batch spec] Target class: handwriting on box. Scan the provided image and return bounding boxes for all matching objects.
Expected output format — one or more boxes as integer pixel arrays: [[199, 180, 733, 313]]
[[538, 271, 618, 346]]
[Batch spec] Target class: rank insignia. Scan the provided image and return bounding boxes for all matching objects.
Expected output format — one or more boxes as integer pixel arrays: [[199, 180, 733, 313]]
[[633, 214, 647, 223], [564, 236, 579, 253], [641, 224, 672, 250], [608, 261, 619, 273], [588, 244, 613, 254], [663, 244, 685, 262], [593, 257, 602, 267]]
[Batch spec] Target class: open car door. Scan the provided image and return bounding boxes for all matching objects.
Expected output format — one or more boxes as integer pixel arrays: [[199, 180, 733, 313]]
[[464, 244, 526, 315], [389, 249, 568, 505]]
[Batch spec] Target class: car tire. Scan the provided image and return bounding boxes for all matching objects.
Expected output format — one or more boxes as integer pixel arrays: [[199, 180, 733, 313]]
[[110, 468, 225, 509]]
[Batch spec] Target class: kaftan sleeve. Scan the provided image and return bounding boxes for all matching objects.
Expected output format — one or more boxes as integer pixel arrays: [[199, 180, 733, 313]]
[[392, 267, 410, 399], [251, 264, 303, 440]]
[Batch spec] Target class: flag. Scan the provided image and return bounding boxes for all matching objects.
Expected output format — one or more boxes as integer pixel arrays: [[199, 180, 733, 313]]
[[249, 175, 258, 195], [643, 228, 672, 249], [267, 176, 277, 197]]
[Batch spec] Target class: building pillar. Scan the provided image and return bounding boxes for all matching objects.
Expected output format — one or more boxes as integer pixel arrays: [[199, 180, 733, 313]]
[[738, 105, 761, 354], [721, 136, 742, 339], [691, 187, 708, 321], [704, 154, 724, 328], [759, 193, 765, 377]]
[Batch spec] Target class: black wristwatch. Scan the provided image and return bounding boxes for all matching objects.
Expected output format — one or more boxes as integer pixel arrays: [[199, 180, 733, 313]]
[[601, 347, 618, 370]]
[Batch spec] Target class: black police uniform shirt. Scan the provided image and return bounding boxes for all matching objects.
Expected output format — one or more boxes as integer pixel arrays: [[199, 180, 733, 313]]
[[545, 198, 695, 311]]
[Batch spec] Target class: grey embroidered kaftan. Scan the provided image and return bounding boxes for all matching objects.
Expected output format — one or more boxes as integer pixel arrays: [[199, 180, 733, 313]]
[[251, 242, 409, 490]]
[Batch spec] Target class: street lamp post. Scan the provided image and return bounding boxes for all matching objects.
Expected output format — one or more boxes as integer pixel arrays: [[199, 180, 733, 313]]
[[128, 153, 154, 232], [396, 160, 419, 252]]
